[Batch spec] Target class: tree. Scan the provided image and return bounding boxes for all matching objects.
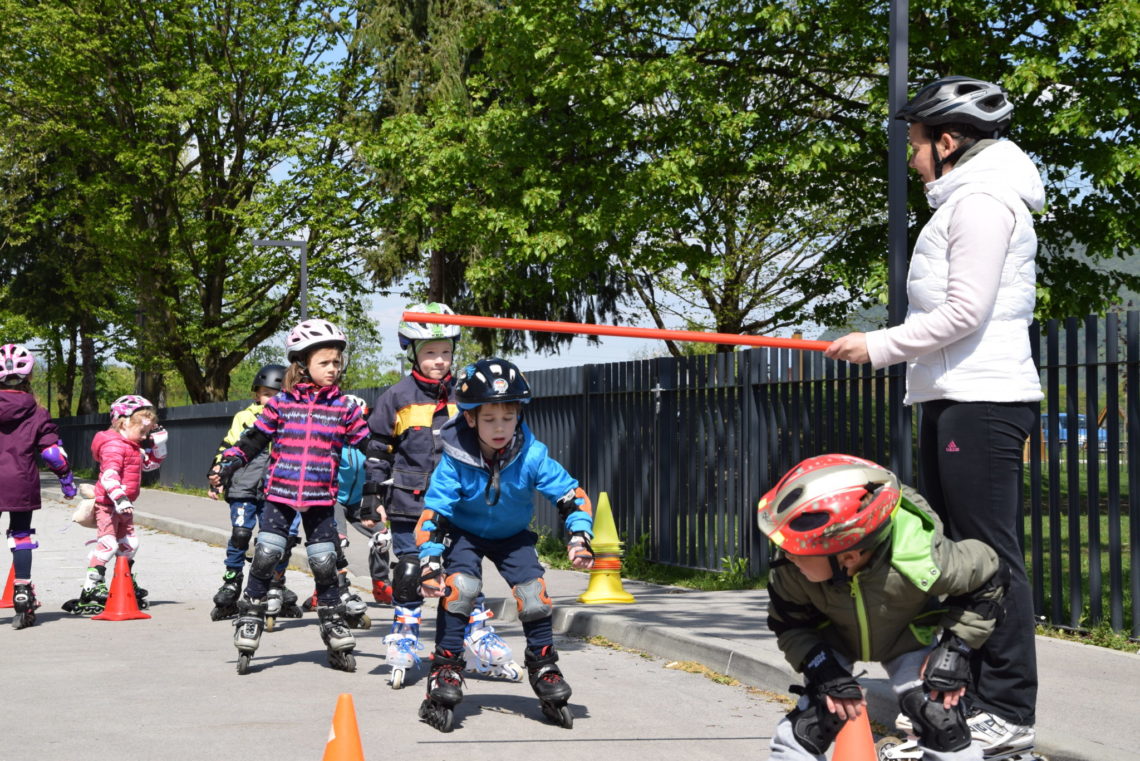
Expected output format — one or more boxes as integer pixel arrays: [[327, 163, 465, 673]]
[[0, 0, 380, 402], [355, 0, 1140, 355]]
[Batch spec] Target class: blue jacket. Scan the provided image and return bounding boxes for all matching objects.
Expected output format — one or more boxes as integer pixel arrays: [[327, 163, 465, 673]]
[[337, 446, 366, 508], [418, 416, 592, 556]]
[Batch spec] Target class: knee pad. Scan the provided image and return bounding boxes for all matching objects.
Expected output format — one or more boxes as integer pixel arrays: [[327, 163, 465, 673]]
[[899, 687, 971, 752], [250, 532, 288, 580], [90, 534, 118, 565], [6, 529, 38, 551], [441, 572, 481, 618], [787, 691, 845, 756], [306, 542, 339, 588], [230, 526, 253, 552], [512, 578, 553, 622], [392, 554, 422, 603], [118, 535, 139, 559]]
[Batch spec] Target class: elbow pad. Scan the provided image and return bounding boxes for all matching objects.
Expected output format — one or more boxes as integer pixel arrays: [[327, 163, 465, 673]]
[[949, 559, 1010, 624], [41, 442, 70, 473], [146, 427, 168, 461]]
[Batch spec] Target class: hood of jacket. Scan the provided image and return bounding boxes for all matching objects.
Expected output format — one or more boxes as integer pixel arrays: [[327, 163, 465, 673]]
[[0, 389, 39, 425], [925, 140, 1045, 213]]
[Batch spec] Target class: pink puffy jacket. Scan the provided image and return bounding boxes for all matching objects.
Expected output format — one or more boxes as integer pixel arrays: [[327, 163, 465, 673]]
[[92, 429, 163, 507]]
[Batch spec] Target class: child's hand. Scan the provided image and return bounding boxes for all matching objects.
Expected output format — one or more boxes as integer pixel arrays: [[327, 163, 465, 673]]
[[824, 694, 867, 722], [360, 504, 386, 529], [59, 473, 77, 500], [419, 556, 446, 598], [207, 486, 221, 501], [567, 532, 594, 570], [113, 496, 134, 515]]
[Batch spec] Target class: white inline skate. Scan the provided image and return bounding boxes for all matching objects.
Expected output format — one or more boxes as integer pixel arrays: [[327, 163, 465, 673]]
[[384, 604, 424, 688], [463, 605, 522, 681]]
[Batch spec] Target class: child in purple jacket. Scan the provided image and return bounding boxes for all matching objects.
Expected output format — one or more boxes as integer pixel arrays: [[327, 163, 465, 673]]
[[0, 343, 76, 629], [210, 319, 378, 674]]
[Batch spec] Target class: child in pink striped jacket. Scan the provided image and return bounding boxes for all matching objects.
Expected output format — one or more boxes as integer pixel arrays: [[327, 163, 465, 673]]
[[210, 318, 378, 673]]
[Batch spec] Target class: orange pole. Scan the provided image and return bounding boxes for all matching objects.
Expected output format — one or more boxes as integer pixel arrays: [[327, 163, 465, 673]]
[[402, 312, 832, 352]]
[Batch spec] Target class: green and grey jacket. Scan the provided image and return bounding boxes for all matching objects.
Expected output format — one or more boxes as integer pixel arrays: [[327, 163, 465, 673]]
[[767, 486, 1003, 672]]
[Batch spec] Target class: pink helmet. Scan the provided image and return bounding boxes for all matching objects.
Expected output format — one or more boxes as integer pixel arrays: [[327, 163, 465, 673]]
[[0, 343, 35, 385], [110, 394, 154, 420], [286, 319, 348, 363]]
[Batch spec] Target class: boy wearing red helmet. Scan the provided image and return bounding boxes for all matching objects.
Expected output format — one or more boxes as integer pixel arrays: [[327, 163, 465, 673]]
[[758, 454, 1009, 761]]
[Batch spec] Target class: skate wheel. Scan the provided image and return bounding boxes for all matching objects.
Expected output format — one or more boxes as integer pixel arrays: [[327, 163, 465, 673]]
[[419, 700, 454, 733], [504, 661, 523, 682], [264, 616, 276, 632], [874, 736, 922, 760], [330, 651, 356, 672], [541, 702, 573, 729], [236, 652, 252, 675], [12, 612, 34, 630], [357, 613, 371, 630], [211, 606, 234, 622], [390, 667, 405, 689]]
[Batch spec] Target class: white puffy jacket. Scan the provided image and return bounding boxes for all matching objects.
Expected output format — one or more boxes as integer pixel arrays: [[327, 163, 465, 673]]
[[867, 140, 1045, 404]]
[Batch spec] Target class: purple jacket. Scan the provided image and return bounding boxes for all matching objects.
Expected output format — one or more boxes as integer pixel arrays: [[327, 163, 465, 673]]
[[0, 390, 65, 511]]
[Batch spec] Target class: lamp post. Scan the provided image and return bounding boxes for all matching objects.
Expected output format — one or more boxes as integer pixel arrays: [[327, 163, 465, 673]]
[[253, 238, 309, 320]]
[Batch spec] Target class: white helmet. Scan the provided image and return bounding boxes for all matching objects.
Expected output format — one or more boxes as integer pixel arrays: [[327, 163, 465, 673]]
[[399, 302, 461, 362], [0, 344, 35, 385], [286, 319, 348, 363]]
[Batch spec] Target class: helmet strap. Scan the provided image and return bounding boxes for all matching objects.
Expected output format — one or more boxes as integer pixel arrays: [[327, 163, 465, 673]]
[[930, 130, 975, 180]]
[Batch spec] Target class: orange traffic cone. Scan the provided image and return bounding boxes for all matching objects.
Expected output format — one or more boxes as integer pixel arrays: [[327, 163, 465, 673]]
[[833, 709, 877, 761], [93, 555, 151, 621], [322, 693, 365, 761], [0, 566, 14, 608]]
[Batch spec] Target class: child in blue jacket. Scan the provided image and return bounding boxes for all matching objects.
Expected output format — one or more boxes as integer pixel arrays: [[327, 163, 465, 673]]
[[416, 358, 594, 733]]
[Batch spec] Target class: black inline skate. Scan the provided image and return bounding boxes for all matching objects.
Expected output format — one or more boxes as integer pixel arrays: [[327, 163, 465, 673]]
[[419, 648, 466, 733], [129, 562, 149, 609], [316, 604, 357, 672], [11, 583, 40, 629], [525, 645, 574, 728], [264, 578, 303, 631], [233, 595, 267, 675], [338, 573, 371, 630], [211, 569, 243, 621], [62, 567, 108, 615]]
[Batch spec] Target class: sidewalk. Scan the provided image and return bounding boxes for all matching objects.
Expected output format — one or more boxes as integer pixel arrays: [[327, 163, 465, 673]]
[[113, 482, 1138, 761]]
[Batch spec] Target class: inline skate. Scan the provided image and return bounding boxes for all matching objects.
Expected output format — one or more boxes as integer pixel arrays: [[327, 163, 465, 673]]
[[233, 595, 267, 675], [11, 583, 40, 629], [384, 604, 424, 688], [316, 604, 357, 672], [463, 606, 521, 681], [418, 648, 465, 733], [525, 645, 574, 728], [338, 573, 371, 629], [264, 577, 302, 631], [62, 567, 108, 615], [128, 560, 149, 609], [210, 568, 242, 621]]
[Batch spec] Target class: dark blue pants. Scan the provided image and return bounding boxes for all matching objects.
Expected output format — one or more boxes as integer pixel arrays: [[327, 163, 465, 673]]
[[919, 400, 1038, 726], [226, 500, 299, 574], [433, 528, 552, 653], [246, 502, 339, 604]]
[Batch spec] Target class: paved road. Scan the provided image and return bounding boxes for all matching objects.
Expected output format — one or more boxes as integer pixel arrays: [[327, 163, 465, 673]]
[[1, 496, 788, 761]]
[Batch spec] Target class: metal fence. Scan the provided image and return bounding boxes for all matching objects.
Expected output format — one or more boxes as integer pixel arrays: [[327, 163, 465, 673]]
[[55, 310, 1140, 635]]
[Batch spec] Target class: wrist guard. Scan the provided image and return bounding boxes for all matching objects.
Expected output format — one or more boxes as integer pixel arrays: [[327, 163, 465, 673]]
[[556, 487, 593, 522], [800, 644, 862, 701], [923, 633, 972, 693]]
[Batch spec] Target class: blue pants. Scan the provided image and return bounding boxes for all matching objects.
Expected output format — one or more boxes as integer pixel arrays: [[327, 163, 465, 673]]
[[226, 500, 300, 574], [433, 528, 551, 653]]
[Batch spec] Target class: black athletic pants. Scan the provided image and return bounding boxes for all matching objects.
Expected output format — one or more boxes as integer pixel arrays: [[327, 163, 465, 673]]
[[919, 399, 1038, 727]]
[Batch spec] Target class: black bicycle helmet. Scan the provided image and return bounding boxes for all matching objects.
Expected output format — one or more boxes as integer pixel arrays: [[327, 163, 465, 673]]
[[455, 358, 531, 410], [895, 76, 1013, 136], [252, 363, 287, 392]]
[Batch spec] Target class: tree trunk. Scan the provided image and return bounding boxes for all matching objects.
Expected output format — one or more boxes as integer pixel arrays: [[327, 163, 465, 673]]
[[77, 331, 99, 414]]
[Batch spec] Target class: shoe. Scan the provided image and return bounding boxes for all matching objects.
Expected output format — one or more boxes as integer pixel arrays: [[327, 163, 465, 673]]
[[372, 580, 393, 604], [966, 710, 1035, 755]]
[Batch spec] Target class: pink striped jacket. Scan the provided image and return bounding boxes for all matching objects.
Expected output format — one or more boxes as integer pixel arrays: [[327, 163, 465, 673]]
[[243, 383, 369, 509]]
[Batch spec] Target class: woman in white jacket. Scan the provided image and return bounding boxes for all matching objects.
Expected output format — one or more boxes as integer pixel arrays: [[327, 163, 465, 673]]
[[827, 76, 1043, 757]]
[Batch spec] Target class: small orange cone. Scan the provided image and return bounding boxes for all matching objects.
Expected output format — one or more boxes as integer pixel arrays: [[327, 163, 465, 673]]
[[833, 709, 876, 761], [93, 556, 151, 621], [322, 693, 365, 761], [0, 566, 14, 608]]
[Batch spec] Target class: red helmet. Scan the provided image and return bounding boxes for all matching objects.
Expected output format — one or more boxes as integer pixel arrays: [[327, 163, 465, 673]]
[[756, 454, 900, 556]]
